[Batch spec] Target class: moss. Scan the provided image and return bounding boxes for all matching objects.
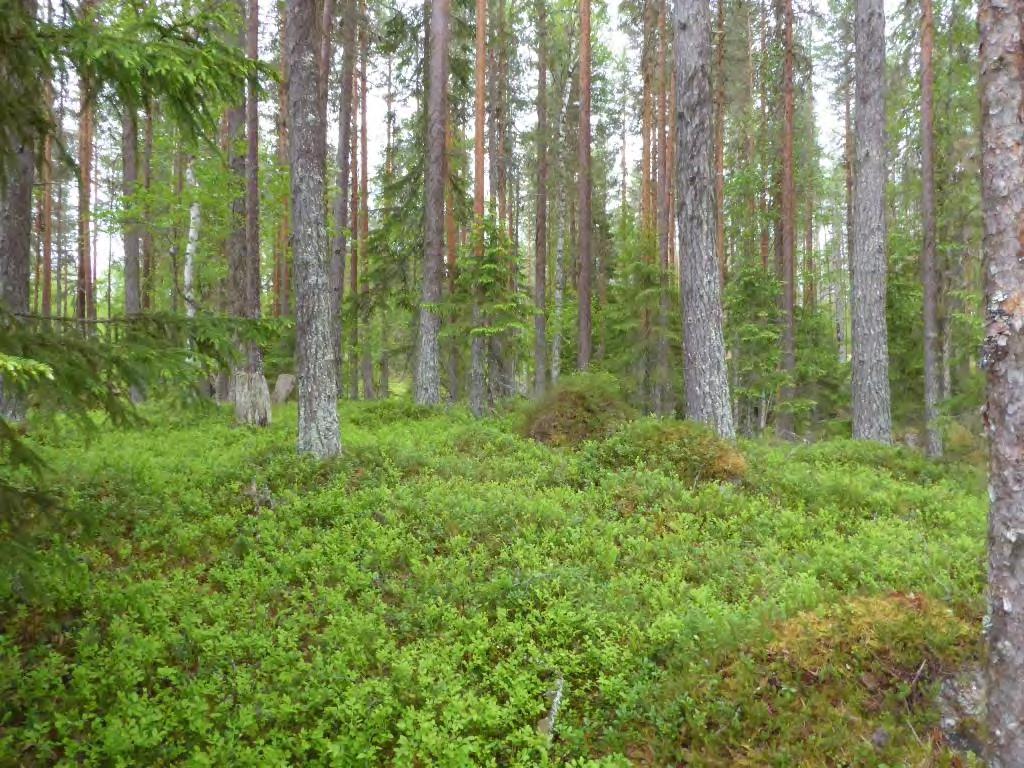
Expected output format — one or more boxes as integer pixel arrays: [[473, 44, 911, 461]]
[[591, 417, 747, 484], [523, 373, 635, 447]]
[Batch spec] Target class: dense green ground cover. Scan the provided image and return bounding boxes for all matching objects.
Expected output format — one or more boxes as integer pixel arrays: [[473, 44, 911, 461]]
[[1, 400, 986, 766]]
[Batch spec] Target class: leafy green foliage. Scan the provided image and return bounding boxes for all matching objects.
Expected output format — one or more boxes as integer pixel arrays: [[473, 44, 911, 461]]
[[587, 417, 748, 484], [0, 404, 984, 765]]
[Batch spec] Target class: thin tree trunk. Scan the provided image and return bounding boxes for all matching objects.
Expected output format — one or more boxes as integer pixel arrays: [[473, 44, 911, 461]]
[[234, 0, 271, 426], [920, 0, 942, 457], [776, 0, 797, 439], [331, 0, 357, 365], [673, 0, 734, 438], [551, 184, 566, 383], [141, 104, 155, 311], [469, 0, 487, 416], [76, 61, 94, 323], [349, 65, 360, 399], [979, 0, 1024, 760], [358, 16, 375, 399], [415, 0, 449, 405], [286, 0, 341, 457], [274, 0, 290, 316], [40, 108, 53, 318], [533, 0, 548, 396], [577, 0, 593, 370], [184, 160, 200, 318], [122, 108, 141, 316], [850, 0, 892, 442], [654, 0, 672, 415]]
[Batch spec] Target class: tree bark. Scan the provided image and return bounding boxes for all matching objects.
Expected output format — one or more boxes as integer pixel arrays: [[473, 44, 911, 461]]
[[469, 0, 487, 416], [777, 0, 797, 439], [122, 109, 141, 316], [287, 0, 340, 456], [673, 0, 735, 438], [141, 104, 154, 312], [576, 0, 593, 370], [358, 17, 374, 399], [274, 0, 290, 317], [851, 0, 892, 442], [713, 0, 726, 282], [233, 0, 271, 426], [183, 160, 200, 318], [332, 0, 357, 364], [533, 0, 548, 396], [415, 0, 449, 405], [920, 0, 942, 457], [76, 65, 94, 322], [980, 0, 1024, 762]]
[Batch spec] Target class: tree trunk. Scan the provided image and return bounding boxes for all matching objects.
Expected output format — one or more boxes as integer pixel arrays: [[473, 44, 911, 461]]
[[332, 0, 357, 365], [850, 0, 892, 442], [713, 0, 725, 282], [415, 0, 449, 405], [275, 0, 290, 317], [576, 0, 592, 370], [76, 70, 93, 322], [286, 0, 341, 457], [349, 65, 360, 399], [0, 57, 35, 418], [141, 104, 154, 312], [654, 0, 672, 415], [673, 0, 735, 438], [776, 0, 796, 439], [468, 0, 487, 416], [183, 161, 200, 318], [234, 0, 272, 426], [551, 184, 566, 383], [980, 0, 1024, 761], [122, 109, 141, 316], [358, 18, 375, 400], [533, 0, 548, 396], [920, 0, 942, 457]]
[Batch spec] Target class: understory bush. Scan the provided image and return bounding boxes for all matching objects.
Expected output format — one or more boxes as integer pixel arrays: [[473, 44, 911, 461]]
[[523, 373, 635, 447], [588, 418, 748, 484], [0, 401, 986, 766]]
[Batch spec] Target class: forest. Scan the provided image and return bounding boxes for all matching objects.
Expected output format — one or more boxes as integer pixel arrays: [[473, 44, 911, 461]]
[[1, 0, 1023, 761]]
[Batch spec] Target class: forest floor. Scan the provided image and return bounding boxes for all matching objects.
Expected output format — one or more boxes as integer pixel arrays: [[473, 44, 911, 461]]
[[1, 398, 987, 766]]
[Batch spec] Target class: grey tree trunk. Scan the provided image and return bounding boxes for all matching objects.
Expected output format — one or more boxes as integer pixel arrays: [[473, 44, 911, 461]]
[[576, 0, 593, 370], [121, 108, 141, 316], [550, 184, 566, 384], [850, 0, 892, 443], [287, 0, 341, 457], [920, 0, 942, 457], [673, 0, 734, 438], [0, 120, 35, 421], [533, 0, 548, 396], [415, 0, 449, 405], [980, 0, 1024, 762]]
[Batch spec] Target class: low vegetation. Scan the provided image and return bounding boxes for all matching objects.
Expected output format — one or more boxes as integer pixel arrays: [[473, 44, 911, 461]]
[[0, 400, 985, 765]]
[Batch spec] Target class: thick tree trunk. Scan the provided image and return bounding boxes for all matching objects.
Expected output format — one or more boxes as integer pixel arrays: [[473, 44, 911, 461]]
[[0, 103, 35, 419], [851, 0, 892, 442], [920, 0, 942, 457], [980, 0, 1024, 763], [577, 0, 593, 370], [673, 0, 734, 438], [776, 0, 797, 439], [286, 0, 340, 456], [415, 0, 449, 405], [533, 0, 548, 396]]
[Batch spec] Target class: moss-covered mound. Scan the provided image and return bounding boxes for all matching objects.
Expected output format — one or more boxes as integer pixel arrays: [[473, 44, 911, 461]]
[[590, 417, 747, 484], [523, 373, 634, 446]]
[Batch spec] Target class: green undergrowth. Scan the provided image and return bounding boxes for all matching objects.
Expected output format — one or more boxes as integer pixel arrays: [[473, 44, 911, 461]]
[[0, 399, 986, 766]]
